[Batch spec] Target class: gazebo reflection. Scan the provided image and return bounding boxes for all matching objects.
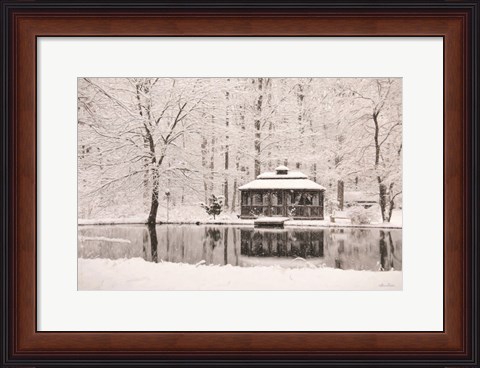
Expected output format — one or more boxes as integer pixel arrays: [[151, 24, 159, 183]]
[[240, 228, 325, 258]]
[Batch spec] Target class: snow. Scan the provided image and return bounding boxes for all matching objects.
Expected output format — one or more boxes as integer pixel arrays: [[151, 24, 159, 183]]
[[78, 257, 402, 291], [78, 217, 150, 226], [78, 236, 131, 244], [344, 191, 378, 203], [389, 209, 403, 226], [78, 209, 402, 229], [257, 170, 308, 179], [239, 178, 325, 190], [239, 256, 327, 269], [254, 216, 289, 223]]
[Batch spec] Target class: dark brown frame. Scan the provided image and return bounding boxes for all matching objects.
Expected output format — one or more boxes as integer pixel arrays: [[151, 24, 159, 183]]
[[1, 1, 478, 366]]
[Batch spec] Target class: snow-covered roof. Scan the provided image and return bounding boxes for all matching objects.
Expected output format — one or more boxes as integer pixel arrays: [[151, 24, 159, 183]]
[[257, 170, 308, 179], [239, 179, 325, 190], [239, 166, 325, 191]]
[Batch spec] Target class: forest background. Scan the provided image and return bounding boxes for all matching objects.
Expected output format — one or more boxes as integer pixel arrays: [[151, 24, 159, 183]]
[[77, 77, 402, 224]]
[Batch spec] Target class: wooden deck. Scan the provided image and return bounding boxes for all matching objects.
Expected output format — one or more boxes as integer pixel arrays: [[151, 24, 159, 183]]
[[254, 217, 289, 228]]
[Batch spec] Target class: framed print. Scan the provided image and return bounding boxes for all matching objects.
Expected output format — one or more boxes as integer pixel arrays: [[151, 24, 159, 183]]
[[1, 0, 479, 367]]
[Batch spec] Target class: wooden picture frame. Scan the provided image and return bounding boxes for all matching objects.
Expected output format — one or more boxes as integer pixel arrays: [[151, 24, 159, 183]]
[[1, 0, 478, 366]]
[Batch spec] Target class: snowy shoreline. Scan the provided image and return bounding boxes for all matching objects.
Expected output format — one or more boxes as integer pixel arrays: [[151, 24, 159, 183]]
[[78, 218, 402, 229], [78, 257, 403, 291]]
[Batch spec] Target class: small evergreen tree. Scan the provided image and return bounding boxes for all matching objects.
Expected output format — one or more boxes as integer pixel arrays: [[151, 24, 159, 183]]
[[201, 194, 224, 219]]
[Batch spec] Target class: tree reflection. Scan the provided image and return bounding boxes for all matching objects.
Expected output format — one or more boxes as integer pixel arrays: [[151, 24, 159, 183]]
[[335, 239, 345, 269], [224, 227, 229, 265], [202, 227, 222, 264], [379, 230, 395, 271], [146, 223, 158, 263]]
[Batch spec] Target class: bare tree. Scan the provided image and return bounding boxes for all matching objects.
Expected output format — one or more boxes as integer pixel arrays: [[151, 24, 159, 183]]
[[78, 78, 212, 224]]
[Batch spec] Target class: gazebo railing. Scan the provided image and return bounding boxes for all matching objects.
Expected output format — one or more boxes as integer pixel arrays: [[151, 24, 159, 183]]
[[288, 205, 323, 218], [241, 205, 269, 217], [240, 205, 324, 218]]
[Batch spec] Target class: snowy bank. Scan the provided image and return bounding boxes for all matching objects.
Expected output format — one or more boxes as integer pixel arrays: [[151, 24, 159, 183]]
[[78, 205, 402, 228], [78, 209, 402, 229], [78, 218, 402, 229], [78, 258, 402, 291]]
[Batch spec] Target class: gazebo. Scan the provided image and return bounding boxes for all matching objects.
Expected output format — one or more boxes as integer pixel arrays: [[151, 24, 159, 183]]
[[239, 166, 325, 220]]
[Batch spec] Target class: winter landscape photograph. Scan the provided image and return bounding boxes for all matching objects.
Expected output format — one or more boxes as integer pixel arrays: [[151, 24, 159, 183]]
[[77, 77, 403, 290]]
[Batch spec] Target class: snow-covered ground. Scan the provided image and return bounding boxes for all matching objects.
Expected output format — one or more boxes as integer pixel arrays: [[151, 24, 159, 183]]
[[78, 236, 131, 244], [78, 208, 402, 229], [78, 258, 402, 291]]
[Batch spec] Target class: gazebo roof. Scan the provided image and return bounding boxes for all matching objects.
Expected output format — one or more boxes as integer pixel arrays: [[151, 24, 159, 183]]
[[257, 170, 308, 179], [239, 166, 325, 191]]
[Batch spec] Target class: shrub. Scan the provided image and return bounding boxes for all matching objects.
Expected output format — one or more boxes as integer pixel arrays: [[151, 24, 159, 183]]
[[200, 194, 224, 219], [347, 206, 372, 225]]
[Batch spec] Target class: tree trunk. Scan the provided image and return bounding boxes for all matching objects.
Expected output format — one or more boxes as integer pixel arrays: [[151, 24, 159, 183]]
[[373, 110, 389, 223], [312, 163, 317, 182], [254, 78, 263, 178], [201, 135, 208, 203], [296, 84, 305, 174], [147, 141, 164, 225], [378, 179, 388, 222], [224, 91, 230, 209], [224, 173, 229, 208], [231, 156, 240, 211], [387, 201, 395, 221], [135, 82, 151, 211], [267, 121, 273, 169], [254, 123, 261, 177], [387, 183, 397, 222], [143, 105, 158, 225], [337, 180, 344, 210], [231, 180, 237, 212], [210, 134, 216, 193], [148, 168, 160, 225]]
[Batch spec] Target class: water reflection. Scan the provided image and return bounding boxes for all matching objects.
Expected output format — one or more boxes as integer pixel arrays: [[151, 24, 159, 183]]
[[146, 223, 158, 263], [240, 229, 324, 258], [78, 225, 402, 271]]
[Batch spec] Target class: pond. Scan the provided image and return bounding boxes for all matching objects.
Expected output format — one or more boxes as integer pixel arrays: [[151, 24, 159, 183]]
[[78, 225, 402, 271]]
